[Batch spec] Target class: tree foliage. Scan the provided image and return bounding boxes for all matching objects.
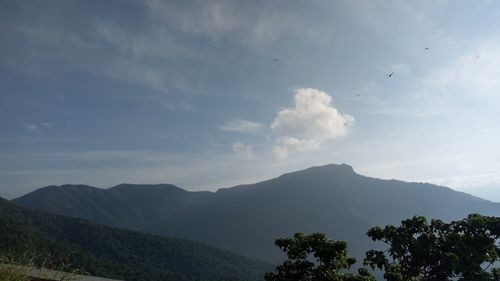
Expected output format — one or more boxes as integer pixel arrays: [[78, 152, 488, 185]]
[[265, 233, 375, 281], [364, 214, 500, 281], [268, 215, 500, 281]]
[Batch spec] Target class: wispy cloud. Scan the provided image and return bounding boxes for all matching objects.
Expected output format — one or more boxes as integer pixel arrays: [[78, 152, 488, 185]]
[[483, 126, 500, 133], [360, 39, 500, 119], [1, 0, 330, 99], [218, 119, 265, 134], [428, 171, 500, 190], [423, 41, 500, 99], [23, 122, 53, 131], [24, 124, 38, 131], [232, 142, 253, 160], [144, 0, 323, 47]]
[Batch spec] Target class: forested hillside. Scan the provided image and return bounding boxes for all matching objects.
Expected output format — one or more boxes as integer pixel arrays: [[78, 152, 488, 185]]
[[0, 198, 271, 281]]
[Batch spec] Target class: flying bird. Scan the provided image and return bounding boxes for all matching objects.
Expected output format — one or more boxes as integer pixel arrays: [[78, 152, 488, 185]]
[[273, 58, 278, 63], [387, 72, 394, 78], [424, 47, 430, 50]]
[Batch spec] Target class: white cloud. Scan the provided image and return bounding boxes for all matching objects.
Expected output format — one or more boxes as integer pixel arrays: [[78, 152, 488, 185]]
[[218, 119, 265, 134], [23, 122, 53, 131], [483, 126, 500, 133], [271, 88, 354, 159], [24, 124, 38, 131], [232, 142, 253, 160], [272, 137, 320, 160]]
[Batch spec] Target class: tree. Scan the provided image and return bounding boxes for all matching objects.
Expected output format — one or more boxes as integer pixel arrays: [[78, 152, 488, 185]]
[[265, 233, 375, 281], [364, 214, 500, 281]]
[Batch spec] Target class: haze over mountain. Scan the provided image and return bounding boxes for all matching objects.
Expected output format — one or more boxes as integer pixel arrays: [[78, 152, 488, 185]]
[[13, 164, 500, 264], [0, 197, 270, 281]]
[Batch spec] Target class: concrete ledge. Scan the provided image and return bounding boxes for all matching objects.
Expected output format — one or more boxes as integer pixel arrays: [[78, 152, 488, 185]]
[[0, 264, 123, 281]]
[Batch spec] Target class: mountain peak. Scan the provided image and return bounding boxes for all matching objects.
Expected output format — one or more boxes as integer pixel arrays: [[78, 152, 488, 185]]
[[110, 183, 185, 192], [31, 184, 101, 194], [285, 163, 357, 178], [326, 163, 355, 172]]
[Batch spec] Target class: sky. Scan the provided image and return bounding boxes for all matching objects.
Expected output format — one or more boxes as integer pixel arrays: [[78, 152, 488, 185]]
[[1, 0, 500, 201]]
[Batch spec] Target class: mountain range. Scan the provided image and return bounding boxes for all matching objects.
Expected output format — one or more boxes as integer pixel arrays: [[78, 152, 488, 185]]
[[12, 163, 500, 264]]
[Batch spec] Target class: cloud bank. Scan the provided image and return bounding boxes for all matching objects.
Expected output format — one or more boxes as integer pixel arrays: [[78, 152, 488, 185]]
[[271, 88, 354, 159]]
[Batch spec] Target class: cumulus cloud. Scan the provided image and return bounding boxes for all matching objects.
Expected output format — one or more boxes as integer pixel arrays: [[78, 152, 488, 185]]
[[272, 137, 320, 160], [271, 88, 354, 159], [218, 119, 265, 133], [232, 142, 253, 160]]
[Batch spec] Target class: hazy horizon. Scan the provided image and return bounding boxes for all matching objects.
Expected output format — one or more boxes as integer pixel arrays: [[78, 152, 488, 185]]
[[1, 1, 499, 200]]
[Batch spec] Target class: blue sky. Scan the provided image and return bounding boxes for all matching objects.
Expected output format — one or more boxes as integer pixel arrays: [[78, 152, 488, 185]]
[[1, 0, 500, 200]]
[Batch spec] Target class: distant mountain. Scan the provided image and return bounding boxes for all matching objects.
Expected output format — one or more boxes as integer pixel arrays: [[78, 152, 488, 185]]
[[13, 163, 500, 264], [12, 183, 212, 230], [0, 198, 271, 281]]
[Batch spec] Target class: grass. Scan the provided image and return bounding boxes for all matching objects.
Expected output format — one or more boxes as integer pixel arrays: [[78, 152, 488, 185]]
[[0, 253, 77, 281], [0, 264, 29, 281]]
